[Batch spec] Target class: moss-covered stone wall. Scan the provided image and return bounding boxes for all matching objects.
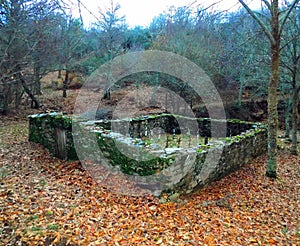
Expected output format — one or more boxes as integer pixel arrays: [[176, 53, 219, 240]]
[[93, 114, 255, 138], [172, 129, 267, 194], [28, 112, 267, 196], [28, 113, 77, 160]]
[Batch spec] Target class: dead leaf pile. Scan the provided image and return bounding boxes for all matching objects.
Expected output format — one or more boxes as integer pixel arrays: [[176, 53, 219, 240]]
[[0, 118, 299, 245]]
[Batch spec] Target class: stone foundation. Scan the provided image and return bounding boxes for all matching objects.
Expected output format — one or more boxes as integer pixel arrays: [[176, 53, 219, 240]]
[[28, 112, 267, 196]]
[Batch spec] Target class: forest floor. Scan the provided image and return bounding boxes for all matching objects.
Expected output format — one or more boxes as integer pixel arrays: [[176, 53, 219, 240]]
[[0, 86, 300, 245]]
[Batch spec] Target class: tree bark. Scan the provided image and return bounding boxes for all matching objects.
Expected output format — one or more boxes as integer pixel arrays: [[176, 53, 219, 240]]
[[63, 69, 69, 98], [34, 64, 42, 95], [19, 74, 40, 109], [266, 6, 280, 178], [291, 72, 298, 155], [266, 48, 279, 178], [238, 76, 244, 108], [1, 81, 9, 114], [239, 0, 300, 179], [103, 88, 111, 100], [285, 97, 292, 138]]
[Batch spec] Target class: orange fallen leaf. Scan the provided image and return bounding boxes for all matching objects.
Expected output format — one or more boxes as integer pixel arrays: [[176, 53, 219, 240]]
[[52, 232, 61, 244], [268, 238, 278, 244], [204, 235, 216, 246]]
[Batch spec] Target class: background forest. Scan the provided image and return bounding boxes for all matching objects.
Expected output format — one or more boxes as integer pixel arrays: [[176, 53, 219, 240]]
[[1, 0, 299, 111], [0, 1, 299, 119]]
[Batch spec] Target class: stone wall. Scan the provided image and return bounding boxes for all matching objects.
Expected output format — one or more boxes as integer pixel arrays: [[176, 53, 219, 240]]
[[93, 114, 255, 138], [28, 113, 77, 160], [172, 129, 267, 194], [28, 113, 267, 196]]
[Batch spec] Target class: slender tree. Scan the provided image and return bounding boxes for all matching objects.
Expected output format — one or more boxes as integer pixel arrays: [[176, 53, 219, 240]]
[[238, 0, 300, 178], [54, 15, 85, 98], [280, 7, 300, 155], [95, 0, 127, 100]]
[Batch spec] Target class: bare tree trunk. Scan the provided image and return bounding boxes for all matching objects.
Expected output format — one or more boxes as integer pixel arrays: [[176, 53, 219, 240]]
[[238, 76, 245, 107], [34, 64, 42, 95], [103, 88, 111, 100], [63, 69, 69, 98], [238, 0, 300, 179], [1, 82, 9, 114], [285, 97, 292, 138], [291, 74, 298, 155], [266, 42, 280, 178], [14, 80, 23, 109], [19, 74, 40, 109]]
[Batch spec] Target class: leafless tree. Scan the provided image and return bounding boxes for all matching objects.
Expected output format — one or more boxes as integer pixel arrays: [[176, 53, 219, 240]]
[[238, 0, 300, 177]]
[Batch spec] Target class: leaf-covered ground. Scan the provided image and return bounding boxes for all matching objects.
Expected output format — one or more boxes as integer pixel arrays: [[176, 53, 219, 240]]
[[0, 116, 299, 245]]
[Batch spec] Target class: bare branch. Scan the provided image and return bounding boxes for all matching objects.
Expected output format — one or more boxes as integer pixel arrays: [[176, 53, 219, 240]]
[[279, 0, 300, 36], [238, 0, 275, 45], [261, 0, 272, 11], [77, 0, 84, 25]]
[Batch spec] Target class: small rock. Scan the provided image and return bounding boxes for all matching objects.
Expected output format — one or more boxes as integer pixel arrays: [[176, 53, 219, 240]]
[[168, 193, 180, 202], [165, 147, 182, 155], [159, 197, 168, 204], [149, 205, 157, 211]]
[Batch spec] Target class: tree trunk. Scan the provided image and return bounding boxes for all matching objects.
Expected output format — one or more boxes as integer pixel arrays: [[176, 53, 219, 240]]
[[238, 0, 300, 178], [34, 64, 42, 95], [291, 73, 298, 155], [19, 73, 40, 109], [103, 88, 111, 100], [1, 81, 9, 114], [285, 97, 292, 138], [14, 80, 23, 109], [237, 76, 244, 107], [63, 70, 69, 98], [266, 0, 281, 179], [266, 42, 280, 178]]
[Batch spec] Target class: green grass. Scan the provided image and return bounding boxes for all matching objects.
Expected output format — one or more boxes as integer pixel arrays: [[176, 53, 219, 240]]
[[27, 214, 39, 221], [31, 226, 42, 232], [47, 224, 59, 231]]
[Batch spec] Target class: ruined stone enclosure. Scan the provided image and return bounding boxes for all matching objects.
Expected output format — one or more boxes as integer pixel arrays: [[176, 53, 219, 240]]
[[28, 112, 267, 196]]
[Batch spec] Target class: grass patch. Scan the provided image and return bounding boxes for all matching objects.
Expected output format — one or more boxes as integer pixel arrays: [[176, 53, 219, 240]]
[[47, 224, 59, 231]]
